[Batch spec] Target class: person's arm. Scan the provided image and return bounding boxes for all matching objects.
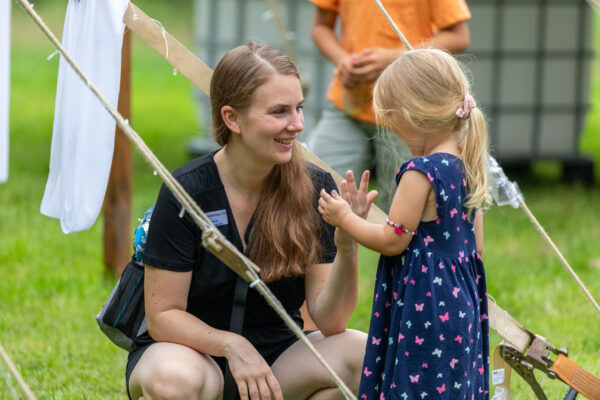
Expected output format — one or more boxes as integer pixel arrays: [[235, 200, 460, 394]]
[[474, 209, 484, 256], [305, 171, 377, 335], [311, 6, 358, 88], [418, 20, 470, 54], [350, 20, 470, 83], [144, 266, 283, 400], [319, 169, 431, 256]]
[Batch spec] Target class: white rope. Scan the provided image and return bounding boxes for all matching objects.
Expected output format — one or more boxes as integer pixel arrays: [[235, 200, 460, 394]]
[[372, 0, 600, 318], [0, 342, 37, 400], [16, 1, 356, 397]]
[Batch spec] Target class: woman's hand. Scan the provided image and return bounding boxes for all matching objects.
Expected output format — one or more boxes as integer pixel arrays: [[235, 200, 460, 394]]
[[225, 335, 283, 400], [340, 170, 378, 219]]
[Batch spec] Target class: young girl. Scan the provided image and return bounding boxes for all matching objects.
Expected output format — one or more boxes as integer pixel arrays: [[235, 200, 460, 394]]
[[318, 48, 491, 399]]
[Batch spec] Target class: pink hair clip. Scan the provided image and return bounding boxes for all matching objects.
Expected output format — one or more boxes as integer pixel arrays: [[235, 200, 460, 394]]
[[456, 94, 476, 119]]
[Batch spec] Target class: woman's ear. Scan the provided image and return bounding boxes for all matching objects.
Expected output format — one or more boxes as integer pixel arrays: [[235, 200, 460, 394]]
[[221, 106, 242, 135]]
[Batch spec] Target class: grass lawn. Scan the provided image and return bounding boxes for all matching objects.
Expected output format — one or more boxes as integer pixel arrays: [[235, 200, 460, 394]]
[[2, 1, 600, 398]]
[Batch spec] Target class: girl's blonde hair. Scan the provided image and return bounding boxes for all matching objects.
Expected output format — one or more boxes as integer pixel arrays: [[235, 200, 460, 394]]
[[210, 42, 322, 282], [373, 48, 491, 215]]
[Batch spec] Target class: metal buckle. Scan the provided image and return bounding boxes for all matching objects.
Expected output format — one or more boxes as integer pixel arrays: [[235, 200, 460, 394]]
[[499, 337, 568, 400]]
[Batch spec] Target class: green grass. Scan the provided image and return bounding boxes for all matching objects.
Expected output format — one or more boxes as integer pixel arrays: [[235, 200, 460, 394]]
[[2, 1, 600, 398]]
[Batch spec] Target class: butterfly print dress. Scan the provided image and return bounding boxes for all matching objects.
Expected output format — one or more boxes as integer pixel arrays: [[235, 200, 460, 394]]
[[358, 153, 490, 400]]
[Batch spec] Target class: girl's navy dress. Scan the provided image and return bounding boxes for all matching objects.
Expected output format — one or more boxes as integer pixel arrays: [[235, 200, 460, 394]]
[[358, 153, 489, 400]]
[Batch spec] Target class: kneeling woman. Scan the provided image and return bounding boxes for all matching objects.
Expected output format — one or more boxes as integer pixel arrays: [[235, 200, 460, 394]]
[[126, 42, 371, 400]]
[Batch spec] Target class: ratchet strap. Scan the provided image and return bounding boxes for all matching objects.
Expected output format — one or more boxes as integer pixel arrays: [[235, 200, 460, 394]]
[[489, 300, 600, 400]]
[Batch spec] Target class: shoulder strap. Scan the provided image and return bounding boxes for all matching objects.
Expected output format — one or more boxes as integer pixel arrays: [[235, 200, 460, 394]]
[[223, 276, 249, 400]]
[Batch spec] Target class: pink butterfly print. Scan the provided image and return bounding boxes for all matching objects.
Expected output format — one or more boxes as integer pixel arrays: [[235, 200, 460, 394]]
[[451, 183, 456, 190], [407, 161, 416, 169], [409, 374, 420, 383], [436, 383, 446, 394], [415, 336, 425, 345], [450, 208, 458, 218], [398, 333, 405, 341], [481, 313, 489, 321], [452, 287, 461, 298], [434, 216, 441, 224], [465, 255, 469, 262], [458, 251, 464, 263], [385, 301, 391, 308], [364, 367, 372, 377], [457, 226, 460, 232], [374, 312, 380, 318], [415, 303, 424, 311], [380, 393, 385, 400], [422, 363, 428, 368], [439, 311, 449, 322], [427, 172, 434, 182], [391, 382, 397, 388], [361, 395, 367, 400], [405, 351, 410, 357], [422, 265, 428, 273], [426, 291, 432, 297], [479, 366, 485, 375], [384, 328, 389, 333], [476, 274, 481, 284], [393, 291, 398, 300], [462, 212, 468, 220], [372, 337, 382, 345], [468, 323, 472, 333], [450, 358, 459, 369], [410, 279, 416, 285], [451, 265, 456, 273], [424, 236, 434, 246], [454, 335, 463, 344], [439, 334, 445, 341]]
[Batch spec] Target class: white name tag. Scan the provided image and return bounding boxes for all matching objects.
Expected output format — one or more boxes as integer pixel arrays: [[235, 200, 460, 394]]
[[492, 368, 505, 385], [206, 209, 228, 226]]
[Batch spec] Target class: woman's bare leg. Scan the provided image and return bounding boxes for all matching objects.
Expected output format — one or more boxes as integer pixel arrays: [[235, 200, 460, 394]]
[[128, 342, 224, 400], [271, 329, 367, 400]]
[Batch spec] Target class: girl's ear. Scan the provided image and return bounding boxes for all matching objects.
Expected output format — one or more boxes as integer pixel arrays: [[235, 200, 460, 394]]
[[221, 106, 242, 135]]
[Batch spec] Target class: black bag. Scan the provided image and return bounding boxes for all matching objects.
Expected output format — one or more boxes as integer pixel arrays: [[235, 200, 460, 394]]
[[96, 257, 147, 351]]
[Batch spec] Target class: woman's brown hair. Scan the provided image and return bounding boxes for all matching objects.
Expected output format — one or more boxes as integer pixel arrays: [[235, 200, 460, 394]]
[[210, 42, 323, 282]]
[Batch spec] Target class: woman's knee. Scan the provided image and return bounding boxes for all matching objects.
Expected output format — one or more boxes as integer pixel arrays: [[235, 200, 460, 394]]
[[142, 360, 223, 400]]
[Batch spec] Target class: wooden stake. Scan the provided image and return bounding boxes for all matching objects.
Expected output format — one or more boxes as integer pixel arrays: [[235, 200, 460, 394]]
[[103, 26, 132, 277]]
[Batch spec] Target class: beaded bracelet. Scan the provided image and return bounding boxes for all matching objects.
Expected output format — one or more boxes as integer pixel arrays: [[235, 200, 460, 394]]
[[385, 219, 417, 236]]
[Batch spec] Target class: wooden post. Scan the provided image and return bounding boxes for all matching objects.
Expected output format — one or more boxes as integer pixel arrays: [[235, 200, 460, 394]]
[[103, 27, 132, 277]]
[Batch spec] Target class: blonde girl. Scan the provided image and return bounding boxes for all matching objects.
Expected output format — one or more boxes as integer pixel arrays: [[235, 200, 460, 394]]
[[319, 48, 491, 399]]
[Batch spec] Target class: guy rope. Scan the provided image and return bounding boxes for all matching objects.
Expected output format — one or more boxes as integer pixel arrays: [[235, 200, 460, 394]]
[[372, 0, 600, 398]]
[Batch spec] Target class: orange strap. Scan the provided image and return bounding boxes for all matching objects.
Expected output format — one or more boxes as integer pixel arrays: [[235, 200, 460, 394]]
[[551, 353, 600, 400]]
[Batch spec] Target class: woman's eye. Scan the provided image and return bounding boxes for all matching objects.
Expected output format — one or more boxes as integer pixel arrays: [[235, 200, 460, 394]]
[[297, 104, 304, 112]]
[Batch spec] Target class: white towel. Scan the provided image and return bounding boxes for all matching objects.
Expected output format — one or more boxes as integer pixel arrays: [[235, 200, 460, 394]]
[[41, 0, 130, 233], [0, 0, 10, 184]]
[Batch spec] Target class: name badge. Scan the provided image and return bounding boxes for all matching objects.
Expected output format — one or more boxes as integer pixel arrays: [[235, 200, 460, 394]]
[[206, 209, 228, 226]]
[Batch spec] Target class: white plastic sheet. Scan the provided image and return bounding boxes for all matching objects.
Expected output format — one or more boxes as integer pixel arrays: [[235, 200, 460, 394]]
[[41, 0, 129, 233], [488, 156, 524, 209], [0, 0, 10, 183]]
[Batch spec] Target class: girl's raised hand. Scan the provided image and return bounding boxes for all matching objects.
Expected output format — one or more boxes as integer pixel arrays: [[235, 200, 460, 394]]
[[318, 188, 352, 228]]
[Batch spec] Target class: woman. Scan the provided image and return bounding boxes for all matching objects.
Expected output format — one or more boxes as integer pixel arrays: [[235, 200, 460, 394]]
[[126, 42, 374, 400]]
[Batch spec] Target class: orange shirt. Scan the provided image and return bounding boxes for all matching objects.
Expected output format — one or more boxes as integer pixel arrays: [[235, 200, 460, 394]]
[[309, 0, 471, 123]]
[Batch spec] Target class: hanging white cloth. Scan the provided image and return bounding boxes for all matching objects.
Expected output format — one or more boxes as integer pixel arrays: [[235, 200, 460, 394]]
[[0, 0, 10, 184], [41, 0, 130, 233]]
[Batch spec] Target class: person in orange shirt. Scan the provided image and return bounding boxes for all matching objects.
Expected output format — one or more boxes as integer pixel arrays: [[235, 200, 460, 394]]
[[307, 0, 471, 211]]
